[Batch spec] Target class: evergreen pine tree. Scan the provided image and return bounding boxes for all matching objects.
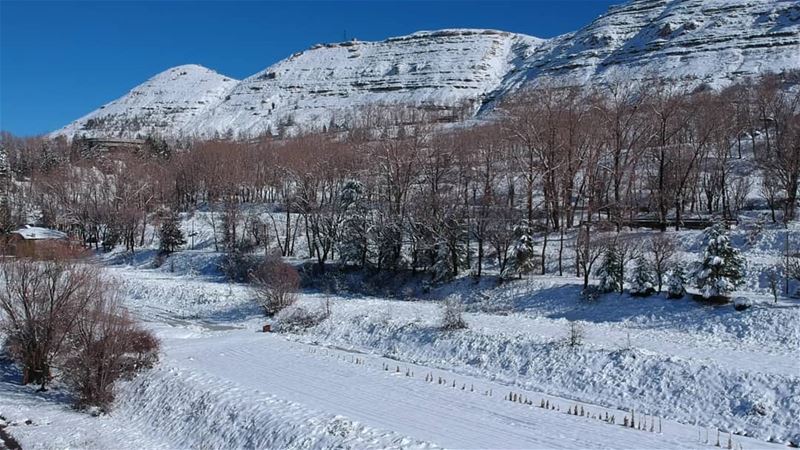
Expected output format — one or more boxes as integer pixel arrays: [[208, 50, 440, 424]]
[[159, 209, 186, 254], [629, 254, 656, 296], [338, 213, 369, 266], [596, 244, 623, 293], [693, 222, 746, 299], [337, 180, 369, 267], [666, 264, 687, 299], [432, 240, 455, 282], [504, 221, 537, 278]]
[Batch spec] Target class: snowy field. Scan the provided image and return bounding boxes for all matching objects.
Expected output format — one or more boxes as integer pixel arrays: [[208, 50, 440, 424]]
[[1, 223, 798, 449]]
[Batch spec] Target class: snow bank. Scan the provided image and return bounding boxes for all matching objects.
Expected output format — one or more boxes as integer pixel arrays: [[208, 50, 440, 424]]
[[115, 366, 436, 449], [297, 296, 800, 443]]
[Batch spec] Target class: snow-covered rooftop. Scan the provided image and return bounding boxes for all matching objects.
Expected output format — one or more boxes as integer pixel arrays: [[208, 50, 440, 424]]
[[11, 225, 69, 240]]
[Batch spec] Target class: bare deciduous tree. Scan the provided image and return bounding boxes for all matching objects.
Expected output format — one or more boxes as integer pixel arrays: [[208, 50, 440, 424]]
[[0, 257, 103, 389], [649, 233, 677, 293]]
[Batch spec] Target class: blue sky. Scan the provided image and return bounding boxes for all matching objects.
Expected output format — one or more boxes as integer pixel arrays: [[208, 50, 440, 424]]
[[0, 0, 618, 136]]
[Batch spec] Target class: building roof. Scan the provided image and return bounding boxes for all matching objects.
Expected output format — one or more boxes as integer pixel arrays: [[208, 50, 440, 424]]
[[11, 225, 68, 241]]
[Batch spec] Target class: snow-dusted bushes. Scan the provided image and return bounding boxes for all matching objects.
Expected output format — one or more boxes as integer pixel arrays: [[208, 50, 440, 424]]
[[440, 295, 467, 330], [732, 296, 752, 311], [219, 251, 259, 282], [274, 300, 331, 332], [251, 256, 300, 316], [62, 297, 159, 411]]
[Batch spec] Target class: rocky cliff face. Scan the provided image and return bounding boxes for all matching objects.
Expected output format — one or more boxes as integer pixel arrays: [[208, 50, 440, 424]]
[[182, 30, 540, 138], [501, 0, 800, 91], [53, 0, 800, 140]]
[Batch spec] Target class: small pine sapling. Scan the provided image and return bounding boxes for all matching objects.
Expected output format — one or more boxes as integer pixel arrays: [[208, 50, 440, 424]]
[[567, 321, 584, 347], [629, 254, 656, 297], [596, 244, 623, 293], [503, 221, 538, 279], [666, 264, 687, 299], [158, 208, 186, 254]]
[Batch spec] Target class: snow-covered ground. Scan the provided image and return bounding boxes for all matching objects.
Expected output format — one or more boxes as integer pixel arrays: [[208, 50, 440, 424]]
[[0, 218, 798, 449]]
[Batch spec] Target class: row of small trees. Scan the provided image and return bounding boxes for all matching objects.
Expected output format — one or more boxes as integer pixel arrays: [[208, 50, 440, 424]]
[[593, 222, 746, 300]]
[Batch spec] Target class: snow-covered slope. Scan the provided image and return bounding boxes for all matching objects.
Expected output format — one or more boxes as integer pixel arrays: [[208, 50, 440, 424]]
[[52, 0, 800, 139], [501, 0, 800, 92], [56, 65, 239, 139], [184, 30, 540, 138]]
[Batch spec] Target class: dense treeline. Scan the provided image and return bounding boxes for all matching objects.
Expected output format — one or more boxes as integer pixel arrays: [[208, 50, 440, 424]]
[[1, 73, 798, 282]]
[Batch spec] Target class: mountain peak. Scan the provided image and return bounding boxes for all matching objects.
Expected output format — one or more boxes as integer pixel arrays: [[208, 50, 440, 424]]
[[54, 64, 238, 139], [150, 64, 233, 81], [52, 0, 800, 140]]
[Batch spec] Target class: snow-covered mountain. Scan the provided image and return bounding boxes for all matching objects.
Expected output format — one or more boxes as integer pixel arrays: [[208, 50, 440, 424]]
[[56, 65, 239, 139], [500, 0, 800, 92], [182, 30, 540, 138], [53, 0, 800, 140]]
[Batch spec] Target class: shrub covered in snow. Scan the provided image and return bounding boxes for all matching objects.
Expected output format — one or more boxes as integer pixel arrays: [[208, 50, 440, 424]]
[[580, 285, 603, 301], [251, 256, 300, 316], [732, 296, 752, 311], [693, 222, 746, 300], [440, 295, 467, 330], [219, 251, 259, 282], [273, 302, 330, 332]]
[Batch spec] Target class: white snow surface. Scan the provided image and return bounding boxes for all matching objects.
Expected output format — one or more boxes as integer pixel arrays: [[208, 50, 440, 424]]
[[10, 225, 68, 240], [51, 0, 800, 139], [2, 252, 796, 449], [2, 212, 799, 448]]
